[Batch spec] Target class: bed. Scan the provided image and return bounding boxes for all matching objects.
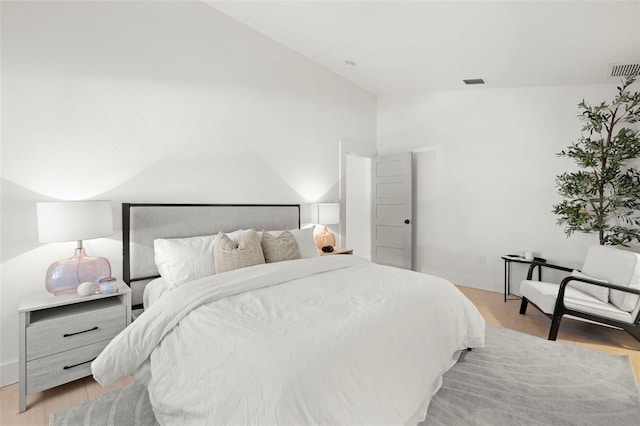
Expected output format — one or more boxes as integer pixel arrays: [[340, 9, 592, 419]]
[[92, 203, 485, 425]]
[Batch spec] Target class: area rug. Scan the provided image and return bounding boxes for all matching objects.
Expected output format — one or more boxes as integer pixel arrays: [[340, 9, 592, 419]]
[[421, 325, 640, 425], [50, 325, 640, 426]]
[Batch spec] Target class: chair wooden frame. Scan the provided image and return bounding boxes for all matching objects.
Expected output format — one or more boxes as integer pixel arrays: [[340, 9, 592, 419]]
[[519, 260, 640, 343]]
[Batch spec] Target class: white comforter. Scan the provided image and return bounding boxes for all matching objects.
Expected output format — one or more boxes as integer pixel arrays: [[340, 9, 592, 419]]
[[92, 256, 485, 425]]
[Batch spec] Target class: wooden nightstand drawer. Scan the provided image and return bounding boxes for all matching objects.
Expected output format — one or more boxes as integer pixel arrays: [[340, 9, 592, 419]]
[[26, 299, 125, 360], [26, 339, 110, 394], [18, 282, 131, 412]]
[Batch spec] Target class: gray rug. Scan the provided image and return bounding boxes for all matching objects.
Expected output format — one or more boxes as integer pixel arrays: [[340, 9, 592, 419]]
[[50, 325, 640, 426], [421, 325, 640, 425]]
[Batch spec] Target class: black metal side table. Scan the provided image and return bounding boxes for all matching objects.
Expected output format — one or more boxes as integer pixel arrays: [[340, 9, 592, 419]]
[[501, 255, 547, 302]]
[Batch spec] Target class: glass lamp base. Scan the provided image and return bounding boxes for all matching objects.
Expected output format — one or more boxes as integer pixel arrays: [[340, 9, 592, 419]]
[[45, 248, 112, 295]]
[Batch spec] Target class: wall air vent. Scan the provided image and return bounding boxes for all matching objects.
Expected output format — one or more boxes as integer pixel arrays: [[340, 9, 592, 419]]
[[463, 78, 485, 85], [609, 62, 640, 77]]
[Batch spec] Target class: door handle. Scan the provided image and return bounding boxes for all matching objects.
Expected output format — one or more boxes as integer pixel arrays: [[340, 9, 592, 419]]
[[404, 219, 411, 224]]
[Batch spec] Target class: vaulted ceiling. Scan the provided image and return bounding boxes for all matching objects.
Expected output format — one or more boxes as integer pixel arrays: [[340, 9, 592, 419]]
[[208, 1, 640, 94]]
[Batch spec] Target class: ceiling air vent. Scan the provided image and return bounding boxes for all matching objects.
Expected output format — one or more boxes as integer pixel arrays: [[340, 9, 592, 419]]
[[463, 78, 485, 85], [609, 62, 640, 77]]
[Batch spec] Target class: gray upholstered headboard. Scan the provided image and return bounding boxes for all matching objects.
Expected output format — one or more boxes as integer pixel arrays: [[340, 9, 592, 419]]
[[122, 203, 301, 308]]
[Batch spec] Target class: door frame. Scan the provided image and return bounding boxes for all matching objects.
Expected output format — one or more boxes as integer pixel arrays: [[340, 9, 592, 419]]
[[339, 140, 377, 253]]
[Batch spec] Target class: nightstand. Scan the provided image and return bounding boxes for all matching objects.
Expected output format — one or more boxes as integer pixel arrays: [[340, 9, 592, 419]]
[[320, 247, 353, 256], [18, 281, 131, 412]]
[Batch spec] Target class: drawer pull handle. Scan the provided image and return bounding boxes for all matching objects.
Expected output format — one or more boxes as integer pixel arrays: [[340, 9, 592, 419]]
[[63, 326, 98, 337], [63, 358, 97, 370]]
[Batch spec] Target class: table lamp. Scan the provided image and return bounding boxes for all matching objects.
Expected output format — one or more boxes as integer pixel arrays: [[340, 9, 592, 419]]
[[310, 203, 340, 249], [37, 201, 113, 295]]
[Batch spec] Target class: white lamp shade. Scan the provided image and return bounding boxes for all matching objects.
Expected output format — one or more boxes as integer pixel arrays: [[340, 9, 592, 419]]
[[311, 203, 340, 225], [37, 201, 113, 243]]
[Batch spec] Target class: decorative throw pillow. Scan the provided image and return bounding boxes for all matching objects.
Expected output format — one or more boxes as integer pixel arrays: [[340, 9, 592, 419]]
[[214, 229, 265, 274], [259, 228, 319, 259], [261, 230, 301, 263], [568, 270, 609, 303]]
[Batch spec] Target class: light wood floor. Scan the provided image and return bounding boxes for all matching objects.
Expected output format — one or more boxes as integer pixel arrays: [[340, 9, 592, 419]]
[[457, 286, 640, 385], [1, 286, 638, 425]]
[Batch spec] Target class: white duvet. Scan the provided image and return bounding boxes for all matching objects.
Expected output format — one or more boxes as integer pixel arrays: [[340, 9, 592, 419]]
[[92, 256, 485, 425]]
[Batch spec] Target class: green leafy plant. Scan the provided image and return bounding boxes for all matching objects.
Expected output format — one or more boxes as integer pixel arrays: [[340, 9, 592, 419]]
[[553, 75, 640, 246]]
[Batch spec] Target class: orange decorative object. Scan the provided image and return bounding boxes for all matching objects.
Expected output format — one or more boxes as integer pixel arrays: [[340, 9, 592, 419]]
[[315, 226, 335, 249]]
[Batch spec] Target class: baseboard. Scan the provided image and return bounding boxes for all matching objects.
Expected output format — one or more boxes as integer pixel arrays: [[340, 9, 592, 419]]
[[0, 359, 18, 387], [454, 279, 499, 293], [416, 267, 501, 294]]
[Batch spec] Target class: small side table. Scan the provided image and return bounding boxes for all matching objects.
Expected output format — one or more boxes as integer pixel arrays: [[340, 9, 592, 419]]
[[501, 255, 546, 302], [18, 282, 131, 412], [319, 247, 353, 256]]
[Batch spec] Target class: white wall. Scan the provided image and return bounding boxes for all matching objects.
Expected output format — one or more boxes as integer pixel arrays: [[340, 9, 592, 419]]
[[378, 84, 636, 291], [0, 1, 376, 386]]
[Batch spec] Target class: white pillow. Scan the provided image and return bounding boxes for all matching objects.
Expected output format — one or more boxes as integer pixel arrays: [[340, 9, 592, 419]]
[[154, 235, 216, 286], [568, 270, 609, 303], [261, 227, 319, 259], [154, 229, 246, 286], [223, 229, 246, 243], [293, 227, 321, 258]]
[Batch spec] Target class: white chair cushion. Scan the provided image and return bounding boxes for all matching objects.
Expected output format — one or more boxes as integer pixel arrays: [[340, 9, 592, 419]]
[[581, 245, 640, 312], [567, 270, 609, 303], [521, 280, 633, 324]]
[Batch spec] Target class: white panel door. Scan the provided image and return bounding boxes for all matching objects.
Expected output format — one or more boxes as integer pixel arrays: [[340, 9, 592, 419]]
[[372, 152, 412, 269]]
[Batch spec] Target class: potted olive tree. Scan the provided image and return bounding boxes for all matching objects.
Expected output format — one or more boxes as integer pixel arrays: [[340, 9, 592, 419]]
[[553, 75, 640, 246]]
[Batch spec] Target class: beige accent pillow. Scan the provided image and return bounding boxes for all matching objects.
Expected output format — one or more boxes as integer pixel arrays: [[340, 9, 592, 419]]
[[214, 229, 265, 273], [261, 230, 301, 263]]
